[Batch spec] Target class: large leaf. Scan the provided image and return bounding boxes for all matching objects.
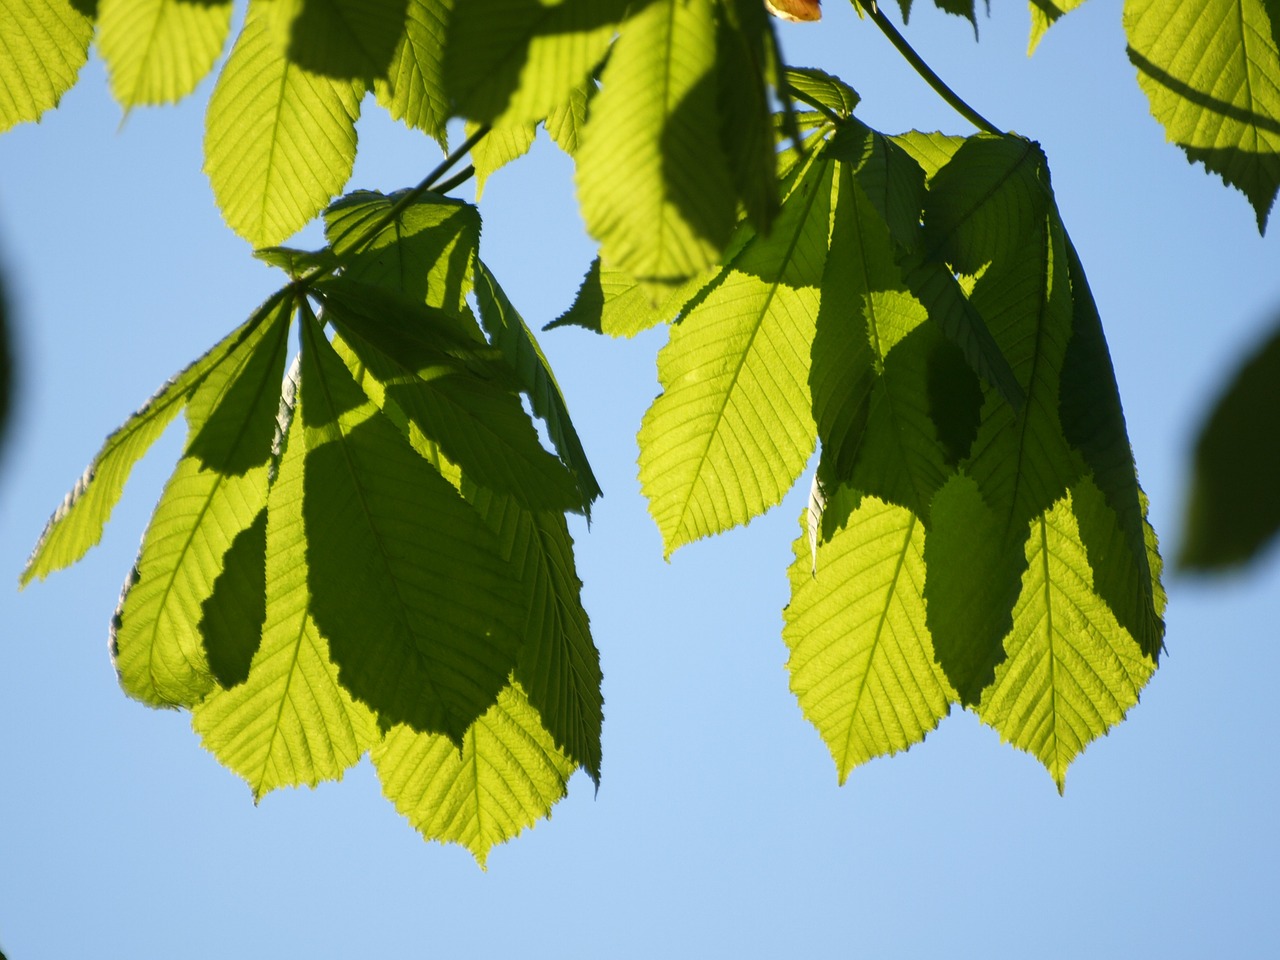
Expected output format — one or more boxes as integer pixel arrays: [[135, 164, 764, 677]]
[[299, 311, 526, 743], [97, 0, 233, 109], [978, 491, 1156, 791], [638, 149, 834, 554], [444, 0, 626, 126], [204, 4, 364, 246], [21, 292, 289, 585], [0, 0, 94, 132], [475, 261, 602, 514], [1125, 0, 1280, 231], [784, 497, 954, 782], [110, 298, 292, 707], [373, 683, 576, 867], [373, 0, 451, 146], [1180, 312, 1280, 568], [193, 379, 379, 798], [576, 0, 737, 290]]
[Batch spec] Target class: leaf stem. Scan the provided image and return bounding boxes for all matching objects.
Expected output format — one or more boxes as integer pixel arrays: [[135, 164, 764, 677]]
[[854, 1, 1002, 135], [429, 164, 477, 197]]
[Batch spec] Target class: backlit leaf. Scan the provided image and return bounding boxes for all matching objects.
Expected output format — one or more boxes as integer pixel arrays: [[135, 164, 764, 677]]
[[97, 0, 233, 109], [0, 0, 93, 132], [373, 0, 451, 145], [468, 118, 538, 199], [1027, 0, 1087, 54], [549, 257, 712, 338]]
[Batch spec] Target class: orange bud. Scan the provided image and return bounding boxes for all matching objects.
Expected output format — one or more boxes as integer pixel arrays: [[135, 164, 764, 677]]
[[764, 0, 822, 21]]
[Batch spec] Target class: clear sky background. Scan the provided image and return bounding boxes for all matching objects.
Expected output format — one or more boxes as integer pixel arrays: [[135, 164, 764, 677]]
[[2, 3, 1278, 958]]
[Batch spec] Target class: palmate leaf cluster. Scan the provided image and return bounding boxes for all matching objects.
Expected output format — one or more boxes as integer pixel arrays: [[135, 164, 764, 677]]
[[4, 0, 1277, 862]]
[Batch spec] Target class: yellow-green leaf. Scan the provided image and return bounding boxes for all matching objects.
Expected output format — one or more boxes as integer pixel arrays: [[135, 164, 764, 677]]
[[0, 0, 93, 132], [97, 0, 233, 109]]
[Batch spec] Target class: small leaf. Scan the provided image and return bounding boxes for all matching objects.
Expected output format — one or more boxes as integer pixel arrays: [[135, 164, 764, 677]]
[[544, 82, 593, 157], [1181, 312, 1280, 568], [468, 118, 538, 199], [1125, 0, 1280, 231], [784, 497, 954, 783], [97, 0, 233, 109], [373, 683, 576, 868], [299, 311, 525, 743], [783, 66, 860, 119], [204, 5, 363, 246], [374, 0, 451, 146], [549, 257, 710, 338], [1027, 0, 1087, 54], [0, 0, 94, 132]]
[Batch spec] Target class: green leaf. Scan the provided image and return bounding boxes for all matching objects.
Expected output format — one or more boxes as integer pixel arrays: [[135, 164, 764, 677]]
[[543, 81, 593, 157], [576, 0, 737, 290], [0, 0, 94, 133], [373, 0, 451, 146], [467, 118, 538, 200], [475, 260, 603, 515], [1181, 313, 1280, 568], [443, 0, 625, 126], [1027, 0, 1087, 54], [204, 4, 363, 246], [716, 0, 779, 231], [468, 488, 603, 783], [549, 257, 710, 338], [977, 491, 1156, 791], [200, 507, 267, 688], [97, 0, 233, 109], [638, 149, 834, 554], [253, 245, 338, 278], [324, 189, 482, 315], [373, 683, 577, 867], [783, 67, 860, 119], [784, 497, 954, 783], [110, 300, 292, 707], [1125, 0, 1280, 231], [318, 280, 583, 513], [299, 310, 526, 744], [280, 0, 409, 81], [21, 292, 288, 586], [889, 130, 966, 180], [193, 381, 379, 797], [833, 121, 927, 253]]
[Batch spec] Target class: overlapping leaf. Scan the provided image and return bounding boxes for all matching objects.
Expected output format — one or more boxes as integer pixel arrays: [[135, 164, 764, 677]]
[[0, 0, 94, 132], [1027, 0, 1087, 54], [1125, 0, 1280, 230], [468, 118, 538, 198], [550, 257, 711, 338], [373, 0, 451, 145], [97, 0, 233, 109]]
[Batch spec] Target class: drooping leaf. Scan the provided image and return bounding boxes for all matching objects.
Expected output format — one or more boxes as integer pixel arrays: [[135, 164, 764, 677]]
[[468, 487, 603, 783], [299, 310, 525, 744], [549, 257, 712, 338], [110, 300, 292, 707], [443, 0, 626, 126], [21, 292, 289, 586], [978, 491, 1156, 791], [784, 497, 954, 782], [280, 0, 409, 81], [468, 118, 538, 199], [318, 279, 583, 513], [373, 683, 576, 867], [0, 0, 94, 133], [1125, 0, 1280, 231], [204, 4, 363, 246], [1027, 0, 1087, 54], [638, 148, 834, 554], [475, 260, 603, 515], [373, 0, 451, 146], [576, 0, 737, 291], [324, 189, 481, 315], [193, 380, 378, 797], [1180, 312, 1280, 568], [97, 0, 233, 109]]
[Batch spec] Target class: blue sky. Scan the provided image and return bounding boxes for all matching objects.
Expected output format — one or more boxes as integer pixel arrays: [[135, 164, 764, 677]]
[[1, 3, 1278, 958]]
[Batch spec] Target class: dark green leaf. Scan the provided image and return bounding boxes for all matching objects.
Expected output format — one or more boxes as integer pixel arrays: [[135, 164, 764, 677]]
[[200, 508, 268, 689], [716, 0, 779, 231], [783, 66, 860, 119], [283, 0, 409, 81]]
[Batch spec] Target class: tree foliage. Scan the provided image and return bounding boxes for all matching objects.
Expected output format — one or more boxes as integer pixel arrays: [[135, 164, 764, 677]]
[[5, 0, 1278, 864]]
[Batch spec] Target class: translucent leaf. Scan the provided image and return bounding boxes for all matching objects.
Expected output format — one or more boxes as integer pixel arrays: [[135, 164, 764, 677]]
[[0, 0, 93, 133], [978, 491, 1156, 791], [194, 383, 378, 798], [373, 683, 576, 867], [784, 497, 954, 783], [889, 130, 966, 180], [21, 292, 289, 585], [468, 118, 537, 200], [549, 257, 714, 338], [1027, 0, 1087, 54], [373, 0, 451, 146], [279, 0, 409, 81], [204, 4, 363, 246], [200, 508, 267, 688], [475, 261, 603, 515], [716, 0, 779, 231], [543, 82, 592, 157], [110, 301, 292, 707], [1181, 312, 1280, 568], [97, 0, 233, 109], [324, 189, 481, 315], [783, 66, 860, 119], [443, 0, 625, 126], [833, 120, 927, 253], [576, 0, 736, 291], [1125, 0, 1280, 231], [468, 488, 603, 783], [638, 150, 834, 554], [299, 312, 525, 744]]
